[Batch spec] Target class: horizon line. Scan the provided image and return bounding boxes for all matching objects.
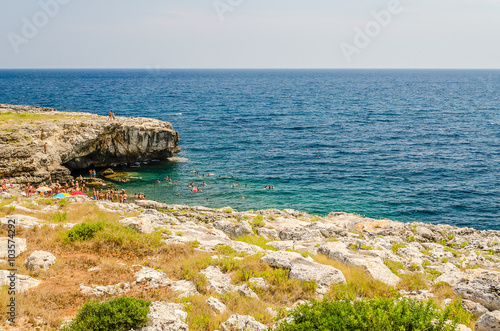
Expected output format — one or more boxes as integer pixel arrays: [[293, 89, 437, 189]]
[[1, 67, 500, 71]]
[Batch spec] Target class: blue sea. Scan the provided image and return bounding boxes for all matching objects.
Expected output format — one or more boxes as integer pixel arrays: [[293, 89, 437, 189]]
[[0, 69, 499, 230]]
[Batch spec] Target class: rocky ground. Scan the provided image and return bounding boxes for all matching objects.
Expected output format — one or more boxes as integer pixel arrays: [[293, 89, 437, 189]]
[[0, 104, 180, 185], [0, 191, 499, 330]]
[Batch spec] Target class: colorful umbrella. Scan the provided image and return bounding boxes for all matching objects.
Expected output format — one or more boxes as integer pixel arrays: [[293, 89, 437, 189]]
[[70, 191, 86, 196], [53, 193, 67, 198]]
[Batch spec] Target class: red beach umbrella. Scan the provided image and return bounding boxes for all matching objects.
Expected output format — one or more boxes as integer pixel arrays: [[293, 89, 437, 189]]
[[70, 191, 86, 196]]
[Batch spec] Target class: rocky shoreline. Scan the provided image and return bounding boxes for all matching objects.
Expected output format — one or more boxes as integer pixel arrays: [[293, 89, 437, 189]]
[[0, 190, 499, 330], [0, 104, 180, 185]]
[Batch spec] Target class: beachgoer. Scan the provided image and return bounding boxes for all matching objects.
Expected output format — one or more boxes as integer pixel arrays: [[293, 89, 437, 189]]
[[108, 110, 112, 121], [241, 196, 245, 200], [43, 142, 47, 154], [112, 112, 116, 120]]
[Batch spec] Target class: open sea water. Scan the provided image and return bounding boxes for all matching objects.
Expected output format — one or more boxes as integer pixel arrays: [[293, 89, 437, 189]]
[[0, 69, 499, 230]]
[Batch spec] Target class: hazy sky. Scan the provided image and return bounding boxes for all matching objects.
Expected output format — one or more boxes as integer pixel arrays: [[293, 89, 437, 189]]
[[1, 0, 499, 69]]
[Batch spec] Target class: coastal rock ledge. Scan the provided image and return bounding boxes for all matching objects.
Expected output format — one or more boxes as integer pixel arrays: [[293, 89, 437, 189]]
[[0, 104, 180, 184]]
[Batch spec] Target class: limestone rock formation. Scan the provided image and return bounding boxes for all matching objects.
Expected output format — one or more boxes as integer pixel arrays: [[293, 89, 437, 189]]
[[475, 310, 500, 331], [136, 302, 188, 331], [454, 274, 500, 311], [261, 251, 346, 294], [0, 104, 180, 184], [24, 250, 56, 271], [0, 270, 40, 292], [80, 283, 130, 296], [220, 314, 268, 331], [0, 237, 27, 258], [206, 296, 227, 314]]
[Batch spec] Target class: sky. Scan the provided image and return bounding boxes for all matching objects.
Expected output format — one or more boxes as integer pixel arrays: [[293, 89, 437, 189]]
[[0, 0, 499, 69]]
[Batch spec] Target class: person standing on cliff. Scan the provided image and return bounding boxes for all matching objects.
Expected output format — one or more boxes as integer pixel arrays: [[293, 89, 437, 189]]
[[43, 142, 47, 154], [108, 110, 112, 121], [112, 112, 116, 121]]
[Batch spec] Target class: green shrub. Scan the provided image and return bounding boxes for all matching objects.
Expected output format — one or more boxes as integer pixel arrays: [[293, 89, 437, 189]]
[[274, 298, 458, 331], [252, 215, 264, 225], [410, 263, 421, 271], [214, 256, 242, 272], [51, 211, 67, 223], [58, 199, 69, 207], [63, 222, 104, 243], [237, 267, 254, 282], [301, 280, 317, 294], [62, 297, 151, 331], [392, 242, 407, 253], [384, 260, 405, 276]]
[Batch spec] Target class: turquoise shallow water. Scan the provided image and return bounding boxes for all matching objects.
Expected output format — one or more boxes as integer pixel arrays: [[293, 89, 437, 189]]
[[0, 69, 499, 230]]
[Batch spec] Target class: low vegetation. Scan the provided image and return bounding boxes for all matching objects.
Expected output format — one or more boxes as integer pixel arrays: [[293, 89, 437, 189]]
[[0, 198, 480, 330], [274, 298, 459, 331], [61, 297, 151, 331]]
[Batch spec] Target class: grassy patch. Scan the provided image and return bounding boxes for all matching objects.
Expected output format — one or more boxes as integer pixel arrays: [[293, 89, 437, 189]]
[[397, 272, 429, 292], [384, 260, 406, 276], [234, 235, 278, 251], [314, 254, 396, 300], [392, 242, 407, 253], [51, 211, 68, 223]]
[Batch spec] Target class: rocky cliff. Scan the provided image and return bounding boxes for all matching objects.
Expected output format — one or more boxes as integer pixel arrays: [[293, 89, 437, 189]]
[[0, 104, 180, 184]]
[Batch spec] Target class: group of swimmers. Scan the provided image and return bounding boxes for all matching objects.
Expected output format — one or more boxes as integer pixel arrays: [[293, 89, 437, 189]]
[[157, 176, 178, 185], [135, 193, 147, 200]]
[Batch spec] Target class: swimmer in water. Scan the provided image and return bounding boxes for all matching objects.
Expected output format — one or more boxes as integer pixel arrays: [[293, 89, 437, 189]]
[[241, 196, 245, 200]]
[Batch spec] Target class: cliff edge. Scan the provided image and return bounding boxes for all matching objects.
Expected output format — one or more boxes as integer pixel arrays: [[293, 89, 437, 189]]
[[0, 104, 180, 184]]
